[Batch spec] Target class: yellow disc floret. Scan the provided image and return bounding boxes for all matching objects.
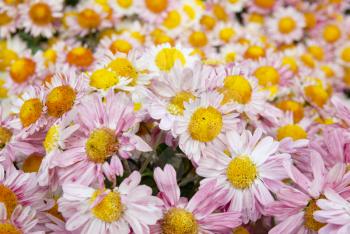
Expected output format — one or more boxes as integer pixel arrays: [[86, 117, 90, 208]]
[[19, 98, 42, 127], [244, 46, 265, 60], [10, 58, 36, 83], [220, 75, 252, 104], [22, 152, 43, 173], [29, 3, 52, 25], [304, 85, 329, 108], [66, 47, 94, 68], [189, 31, 208, 48], [0, 11, 12, 26], [77, 8, 101, 29], [167, 91, 195, 116], [277, 100, 304, 123], [188, 106, 223, 142], [0, 185, 18, 217], [254, 0, 275, 9], [46, 85, 76, 118], [155, 48, 186, 71], [145, 0, 168, 13], [226, 156, 257, 190], [0, 127, 12, 149], [277, 124, 307, 141], [304, 199, 325, 231], [0, 223, 20, 234], [43, 125, 59, 153], [108, 58, 138, 86], [161, 208, 198, 234], [90, 69, 119, 90], [90, 190, 123, 223], [85, 128, 118, 163], [278, 17, 296, 34], [341, 47, 350, 63], [109, 39, 132, 54], [254, 66, 280, 87], [322, 24, 341, 43], [232, 226, 250, 234]]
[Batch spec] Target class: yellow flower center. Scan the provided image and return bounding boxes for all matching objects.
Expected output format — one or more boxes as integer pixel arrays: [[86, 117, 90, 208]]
[[341, 47, 350, 63], [322, 24, 341, 43], [163, 10, 181, 29], [47, 200, 64, 221], [183, 5, 195, 20], [85, 128, 118, 163], [145, 0, 168, 13], [0, 48, 18, 71], [307, 45, 324, 61], [282, 56, 298, 73], [304, 199, 325, 231], [254, 0, 276, 9], [321, 65, 335, 79], [90, 69, 119, 90], [189, 31, 208, 48], [19, 98, 42, 127], [155, 48, 186, 71], [29, 3, 52, 25], [90, 190, 123, 223], [10, 58, 36, 83], [43, 125, 59, 153], [43, 48, 57, 66], [244, 46, 265, 60], [226, 156, 257, 190], [188, 106, 223, 142], [304, 12, 316, 29], [0, 127, 12, 149], [232, 226, 250, 234], [304, 85, 329, 108], [77, 8, 101, 29], [277, 124, 307, 141], [219, 28, 235, 43], [46, 85, 76, 118], [3, 0, 22, 5], [0, 184, 18, 217], [117, 0, 133, 8], [300, 53, 315, 68], [200, 15, 216, 30], [276, 100, 304, 123], [248, 13, 264, 24], [278, 17, 296, 34], [22, 152, 43, 173], [254, 66, 280, 87], [107, 58, 138, 86], [220, 75, 252, 104], [66, 47, 94, 68], [109, 39, 132, 54], [167, 91, 195, 116], [0, 11, 12, 26], [212, 4, 228, 21], [161, 208, 198, 234], [0, 223, 20, 234]]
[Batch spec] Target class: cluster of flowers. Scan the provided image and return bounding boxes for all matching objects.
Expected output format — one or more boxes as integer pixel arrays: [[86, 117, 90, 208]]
[[1, 0, 350, 233]]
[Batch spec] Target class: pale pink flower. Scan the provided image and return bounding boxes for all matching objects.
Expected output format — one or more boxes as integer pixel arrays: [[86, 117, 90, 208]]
[[58, 171, 162, 234], [152, 164, 242, 233]]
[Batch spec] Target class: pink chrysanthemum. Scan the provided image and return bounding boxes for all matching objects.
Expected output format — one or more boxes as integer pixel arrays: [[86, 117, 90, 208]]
[[58, 171, 162, 233]]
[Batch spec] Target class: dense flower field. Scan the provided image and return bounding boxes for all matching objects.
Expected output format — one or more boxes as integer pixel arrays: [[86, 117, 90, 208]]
[[1, 0, 350, 233]]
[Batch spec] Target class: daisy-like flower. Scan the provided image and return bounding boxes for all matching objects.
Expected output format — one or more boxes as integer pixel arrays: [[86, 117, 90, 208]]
[[219, 44, 245, 64], [10, 86, 47, 136], [247, 0, 281, 14], [95, 33, 140, 56], [301, 75, 331, 109], [216, 66, 268, 120], [151, 164, 242, 233], [267, 153, 350, 234], [211, 22, 242, 46], [18, 0, 63, 37], [142, 43, 199, 74], [65, 0, 111, 36], [314, 188, 350, 234], [0, 5, 17, 38], [58, 171, 162, 233], [109, 0, 141, 17], [51, 92, 151, 186], [0, 36, 30, 72], [140, 0, 177, 23], [266, 7, 305, 44], [44, 68, 89, 119], [318, 21, 344, 46], [147, 62, 205, 132], [0, 204, 39, 234], [336, 41, 350, 67], [174, 91, 239, 163], [196, 128, 290, 223]]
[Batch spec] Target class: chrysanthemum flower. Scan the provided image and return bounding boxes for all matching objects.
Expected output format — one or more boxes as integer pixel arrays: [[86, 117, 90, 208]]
[[19, 0, 63, 37], [51, 92, 151, 186], [267, 153, 350, 234], [58, 171, 162, 233], [197, 128, 290, 223], [152, 164, 242, 233], [0, 5, 17, 38], [174, 91, 239, 163]]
